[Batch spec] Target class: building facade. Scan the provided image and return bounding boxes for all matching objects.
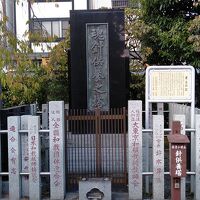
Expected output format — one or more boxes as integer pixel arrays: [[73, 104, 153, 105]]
[[2, 0, 128, 56], [0, 0, 15, 33], [0, 0, 3, 20]]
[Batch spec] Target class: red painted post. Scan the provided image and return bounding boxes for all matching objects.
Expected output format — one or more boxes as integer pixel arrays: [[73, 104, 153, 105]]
[[171, 177, 181, 200], [167, 121, 190, 200]]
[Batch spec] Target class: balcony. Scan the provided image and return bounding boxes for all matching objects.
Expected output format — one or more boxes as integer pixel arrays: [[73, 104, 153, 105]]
[[112, 0, 128, 8]]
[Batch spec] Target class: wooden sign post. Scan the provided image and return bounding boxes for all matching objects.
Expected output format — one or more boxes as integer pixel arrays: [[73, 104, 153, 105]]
[[167, 121, 190, 200]]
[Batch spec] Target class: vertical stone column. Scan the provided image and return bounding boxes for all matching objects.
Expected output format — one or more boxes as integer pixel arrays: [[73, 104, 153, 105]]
[[173, 115, 186, 200], [157, 103, 164, 115], [49, 101, 65, 199], [42, 104, 49, 171], [42, 104, 48, 130], [28, 116, 41, 200], [168, 103, 173, 128], [145, 102, 152, 193], [128, 100, 142, 199], [21, 115, 30, 197], [153, 115, 164, 200], [8, 116, 21, 200], [195, 115, 200, 200]]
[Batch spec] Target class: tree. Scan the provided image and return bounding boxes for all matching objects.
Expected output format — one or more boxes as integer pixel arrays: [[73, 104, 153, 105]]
[[126, 0, 200, 105], [0, 17, 41, 106], [141, 0, 200, 66], [40, 29, 70, 103], [141, 0, 200, 106], [0, 16, 70, 107], [125, 0, 152, 100]]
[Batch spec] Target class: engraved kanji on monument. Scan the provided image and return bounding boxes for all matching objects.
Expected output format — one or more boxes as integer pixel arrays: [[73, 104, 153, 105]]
[[49, 101, 65, 199], [128, 100, 142, 200], [86, 23, 109, 111], [153, 115, 164, 200], [21, 115, 30, 197], [28, 116, 41, 200], [8, 116, 21, 200]]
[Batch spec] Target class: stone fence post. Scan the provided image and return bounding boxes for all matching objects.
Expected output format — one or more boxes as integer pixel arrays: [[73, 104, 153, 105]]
[[128, 100, 142, 200], [49, 101, 66, 199]]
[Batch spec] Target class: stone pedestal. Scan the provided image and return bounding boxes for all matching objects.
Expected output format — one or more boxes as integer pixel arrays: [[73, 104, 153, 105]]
[[79, 178, 111, 200]]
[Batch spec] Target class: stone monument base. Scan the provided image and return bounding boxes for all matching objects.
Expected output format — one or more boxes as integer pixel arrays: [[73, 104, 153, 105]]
[[79, 178, 111, 200]]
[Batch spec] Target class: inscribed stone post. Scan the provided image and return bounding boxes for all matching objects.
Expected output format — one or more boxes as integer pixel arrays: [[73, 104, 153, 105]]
[[144, 103, 152, 193], [49, 101, 65, 199], [153, 115, 164, 200], [28, 116, 41, 200], [42, 104, 48, 130], [195, 115, 200, 200], [168, 103, 173, 128], [157, 103, 164, 115], [21, 115, 30, 198], [8, 116, 21, 200], [128, 100, 142, 200], [30, 104, 37, 115], [173, 115, 186, 200], [42, 104, 49, 171]]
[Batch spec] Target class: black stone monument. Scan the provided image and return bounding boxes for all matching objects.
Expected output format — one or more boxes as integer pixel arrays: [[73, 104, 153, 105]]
[[69, 9, 129, 110]]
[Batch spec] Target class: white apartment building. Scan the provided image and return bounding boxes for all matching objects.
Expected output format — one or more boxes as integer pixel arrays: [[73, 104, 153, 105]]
[[17, 0, 113, 55], [2, 0, 128, 56], [0, 1, 2, 20]]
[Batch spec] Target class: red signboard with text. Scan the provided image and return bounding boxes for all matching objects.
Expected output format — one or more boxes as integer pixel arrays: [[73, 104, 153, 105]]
[[167, 122, 190, 178], [170, 144, 187, 177]]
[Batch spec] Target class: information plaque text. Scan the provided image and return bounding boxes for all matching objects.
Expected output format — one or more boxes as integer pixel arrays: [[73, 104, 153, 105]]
[[146, 66, 194, 102]]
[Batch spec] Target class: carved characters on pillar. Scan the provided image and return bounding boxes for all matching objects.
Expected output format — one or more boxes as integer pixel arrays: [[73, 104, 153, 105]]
[[87, 23, 109, 111], [171, 144, 186, 177]]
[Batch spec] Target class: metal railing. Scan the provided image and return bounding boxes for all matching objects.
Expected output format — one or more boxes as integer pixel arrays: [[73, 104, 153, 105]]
[[112, 0, 129, 8], [65, 108, 127, 191]]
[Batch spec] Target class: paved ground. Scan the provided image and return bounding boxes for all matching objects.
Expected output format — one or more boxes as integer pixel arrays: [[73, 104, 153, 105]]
[[65, 192, 167, 200], [65, 192, 129, 200], [0, 192, 131, 200]]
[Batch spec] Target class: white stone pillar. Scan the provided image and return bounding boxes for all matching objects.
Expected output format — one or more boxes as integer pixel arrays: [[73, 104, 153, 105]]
[[168, 103, 173, 128], [153, 115, 164, 200], [21, 115, 30, 197], [157, 103, 164, 115], [128, 100, 142, 200], [195, 115, 200, 200], [49, 101, 65, 199], [42, 104, 49, 171], [28, 116, 41, 200], [8, 116, 21, 200], [42, 104, 48, 130]]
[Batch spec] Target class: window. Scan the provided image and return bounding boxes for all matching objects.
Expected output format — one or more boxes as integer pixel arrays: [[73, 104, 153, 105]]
[[62, 20, 69, 37], [31, 19, 69, 41]]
